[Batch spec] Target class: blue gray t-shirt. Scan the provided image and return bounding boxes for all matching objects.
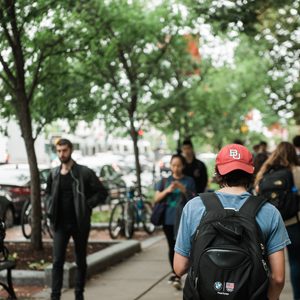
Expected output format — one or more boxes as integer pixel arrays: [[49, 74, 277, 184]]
[[155, 175, 196, 225], [175, 192, 291, 257]]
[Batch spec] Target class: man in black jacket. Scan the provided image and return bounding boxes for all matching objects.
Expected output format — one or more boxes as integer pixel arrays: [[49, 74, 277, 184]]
[[46, 138, 108, 300], [181, 139, 208, 193]]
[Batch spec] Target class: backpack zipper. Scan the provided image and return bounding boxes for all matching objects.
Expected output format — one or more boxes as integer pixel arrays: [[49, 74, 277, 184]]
[[262, 259, 269, 275], [195, 276, 198, 289]]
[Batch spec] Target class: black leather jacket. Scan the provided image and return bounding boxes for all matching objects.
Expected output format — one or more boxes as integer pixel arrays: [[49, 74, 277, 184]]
[[45, 162, 108, 232]]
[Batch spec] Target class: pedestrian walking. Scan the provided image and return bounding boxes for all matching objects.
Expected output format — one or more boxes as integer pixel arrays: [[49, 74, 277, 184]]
[[292, 135, 300, 164], [181, 139, 208, 193], [174, 143, 290, 300], [255, 141, 300, 300], [154, 154, 196, 290], [46, 138, 108, 300], [253, 140, 270, 174]]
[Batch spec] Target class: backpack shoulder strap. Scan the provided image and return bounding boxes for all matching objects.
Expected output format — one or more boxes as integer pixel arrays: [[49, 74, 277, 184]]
[[200, 192, 224, 212], [239, 195, 266, 218]]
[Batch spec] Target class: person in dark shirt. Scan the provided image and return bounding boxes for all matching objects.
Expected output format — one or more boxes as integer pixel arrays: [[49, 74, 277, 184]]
[[254, 141, 270, 174], [154, 154, 196, 290], [181, 139, 208, 193], [292, 135, 300, 165], [46, 139, 108, 300]]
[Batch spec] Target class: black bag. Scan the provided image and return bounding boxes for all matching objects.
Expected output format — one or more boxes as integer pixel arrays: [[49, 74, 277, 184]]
[[150, 201, 167, 226], [151, 177, 168, 226], [258, 167, 299, 220], [183, 193, 269, 300]]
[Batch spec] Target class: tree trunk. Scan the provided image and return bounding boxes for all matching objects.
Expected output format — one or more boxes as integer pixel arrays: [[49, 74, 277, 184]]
[[16, 99, 43, 250], [176, 130, 181, 154], [1, 0, 42, 250], [129, 120, 142, 196]]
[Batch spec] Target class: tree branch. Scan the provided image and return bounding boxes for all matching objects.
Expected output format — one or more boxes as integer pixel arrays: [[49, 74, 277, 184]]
[[104, 24, 136, 84], [4, 0, 26, 95], [106, 103, 127, 128], [0, 53, 16, 85], [0, 72, 14, 92], [141, 35, 175, 86], [90, 53, 129, 106], [39, 70, 70, 82], [44, 47, 87, 58], [28, 51, 44, 102], [33, 120, 47, 141], [0, 7, 15, 50]]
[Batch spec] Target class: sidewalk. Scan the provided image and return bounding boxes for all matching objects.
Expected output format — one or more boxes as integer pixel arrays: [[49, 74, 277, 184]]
[[33, 235, 293, 300], [34, 235, 181, 300]]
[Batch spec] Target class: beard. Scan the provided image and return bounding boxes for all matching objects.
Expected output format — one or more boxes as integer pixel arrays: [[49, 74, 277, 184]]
[[59, 155, 72, 164]]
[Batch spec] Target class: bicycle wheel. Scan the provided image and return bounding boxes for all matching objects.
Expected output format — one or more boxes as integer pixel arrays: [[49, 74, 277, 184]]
[[109, 202, 124, 239], [124, 201, 135, 239], [21, 201, 32, 239], [142, 201, 155, 234]]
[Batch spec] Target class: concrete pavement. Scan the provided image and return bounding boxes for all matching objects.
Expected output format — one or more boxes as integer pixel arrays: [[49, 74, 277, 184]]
[[34, 235, 182, 300], [33, 234, 293, 300], [282, 256, 293, 300]]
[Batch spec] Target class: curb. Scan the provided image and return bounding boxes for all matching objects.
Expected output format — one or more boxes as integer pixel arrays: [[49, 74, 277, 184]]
[[91, 222, 109, 229], [141, 234, 164, 249], [45, 239, 141, 288], [0, 240, 141, 287]]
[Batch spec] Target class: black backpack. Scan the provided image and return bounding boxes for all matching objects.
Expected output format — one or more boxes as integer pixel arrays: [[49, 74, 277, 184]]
[[258, 167, 299, 220], [183, 193, 269, 300]]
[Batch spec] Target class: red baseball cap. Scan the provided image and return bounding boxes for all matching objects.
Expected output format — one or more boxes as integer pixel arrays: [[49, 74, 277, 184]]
[[216, 144, 254, 175]]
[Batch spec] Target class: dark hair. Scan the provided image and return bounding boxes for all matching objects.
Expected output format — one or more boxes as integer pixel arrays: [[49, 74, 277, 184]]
[[253, 144, 260, 152], [182, 139, 193, 148], [215, 168, 253, 188], [254, 152, 268, 174], [232, 139, 244, 145], [259, 141, 267, 147], [255, 141, 298, 186], [56, 138, 73, 149], [293, 135, 300, 147], [170, 154, 186, 166]]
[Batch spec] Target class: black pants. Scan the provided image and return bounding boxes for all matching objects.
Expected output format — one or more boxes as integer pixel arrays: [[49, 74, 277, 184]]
[[163, 224, 175, 273], [51, 223, 89, 300]]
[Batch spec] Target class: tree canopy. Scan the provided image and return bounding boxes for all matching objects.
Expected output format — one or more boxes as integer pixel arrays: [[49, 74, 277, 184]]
[[0, 0, 92, 249], [0, 0, 299, 226]]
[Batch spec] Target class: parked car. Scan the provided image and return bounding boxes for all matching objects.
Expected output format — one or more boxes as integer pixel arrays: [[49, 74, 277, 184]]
[[77, 156, 127, 204], [122, 154, 153, 173], [0, 164, 50, 226]]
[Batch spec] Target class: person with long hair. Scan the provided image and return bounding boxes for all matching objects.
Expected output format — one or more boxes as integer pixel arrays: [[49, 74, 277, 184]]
[[255, 141, 300, 300], [154, 154, 196, 290]]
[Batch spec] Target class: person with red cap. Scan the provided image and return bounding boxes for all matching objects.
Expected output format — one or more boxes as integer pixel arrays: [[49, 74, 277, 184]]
[[173, 144, 290, 300]]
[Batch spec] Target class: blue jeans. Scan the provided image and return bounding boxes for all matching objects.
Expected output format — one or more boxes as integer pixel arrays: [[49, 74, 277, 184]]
[[286, 222, 300, 300]]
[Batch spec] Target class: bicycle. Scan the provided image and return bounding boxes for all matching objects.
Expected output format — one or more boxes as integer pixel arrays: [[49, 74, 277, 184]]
[[21, 200, 53, 239], [108, 186, 155, 239]]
